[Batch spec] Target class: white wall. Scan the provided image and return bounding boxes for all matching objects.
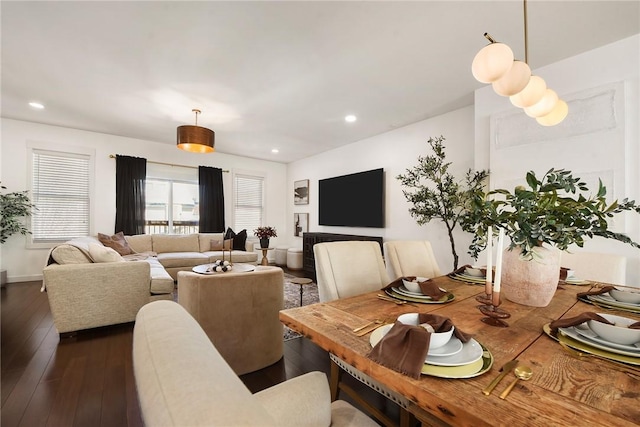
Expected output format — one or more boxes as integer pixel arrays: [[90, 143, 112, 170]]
[[474, 34, 640, 284], [0, 119, 287, 282], [286, 35, 640, 283], [286, 106, 477, 273]]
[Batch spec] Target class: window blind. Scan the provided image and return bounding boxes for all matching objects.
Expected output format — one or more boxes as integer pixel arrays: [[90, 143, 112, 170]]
[[31, 150, 90, 243], [234, 174, 263, 232]]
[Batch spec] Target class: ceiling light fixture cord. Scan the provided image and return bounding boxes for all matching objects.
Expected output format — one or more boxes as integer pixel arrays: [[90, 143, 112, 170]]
[[524, 0, 529, 64]]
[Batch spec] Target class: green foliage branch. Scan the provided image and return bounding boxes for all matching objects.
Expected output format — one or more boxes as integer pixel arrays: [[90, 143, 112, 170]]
[[461, 168, 640, 261]]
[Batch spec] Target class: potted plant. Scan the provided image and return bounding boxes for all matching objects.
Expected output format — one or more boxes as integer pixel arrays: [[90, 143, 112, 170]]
[[1, 183, 34, 286], [254, 226, 277, 248], [396, 136, 489, 270], [462, 168, 640, 307]]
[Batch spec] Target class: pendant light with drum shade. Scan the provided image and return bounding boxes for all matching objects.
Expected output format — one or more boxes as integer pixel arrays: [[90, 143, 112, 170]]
[[177, 109, 215, 153], [471, 0, 568, 126]]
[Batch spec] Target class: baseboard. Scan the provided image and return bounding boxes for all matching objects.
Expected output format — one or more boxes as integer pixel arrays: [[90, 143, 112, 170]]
[[6, 274, 43, 284]]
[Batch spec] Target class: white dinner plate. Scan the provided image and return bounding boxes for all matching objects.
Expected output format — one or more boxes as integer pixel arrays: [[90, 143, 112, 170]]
[[370, 325, 482, 366], [574, 323, 640, 352], [397, 285, 427, 297], [451, 273, 485, 284], [392, 286, 444, 300], [559, 326, 640, 358], [428, 337, 464, 357], [593, 293, 640, 309]]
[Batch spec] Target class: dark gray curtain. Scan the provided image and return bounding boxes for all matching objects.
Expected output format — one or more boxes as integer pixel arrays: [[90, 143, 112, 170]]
[[115, 155, 146, 235], [198, 166, 225, 232]]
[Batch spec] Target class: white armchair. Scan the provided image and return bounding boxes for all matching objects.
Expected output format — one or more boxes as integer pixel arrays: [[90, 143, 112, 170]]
[[133, 301, 377, 427], [383, 240, 442, 280]]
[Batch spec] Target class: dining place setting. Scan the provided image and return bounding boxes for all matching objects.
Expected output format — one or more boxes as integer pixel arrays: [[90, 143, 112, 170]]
[[544, 310, 640, 372], [365, 312, 494, 380], [381, 276, 456, 304], [577, 284, 640, 314]]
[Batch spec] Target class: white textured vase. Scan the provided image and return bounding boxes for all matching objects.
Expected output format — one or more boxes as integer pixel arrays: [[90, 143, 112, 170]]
[[501, 246, 561, 307]]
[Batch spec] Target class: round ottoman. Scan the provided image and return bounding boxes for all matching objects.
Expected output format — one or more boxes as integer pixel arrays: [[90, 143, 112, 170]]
[[275, 246, 289, 266], [287, 248, 303, 270]]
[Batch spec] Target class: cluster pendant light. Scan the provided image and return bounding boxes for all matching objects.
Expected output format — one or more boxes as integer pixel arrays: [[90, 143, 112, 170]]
[[471, 0, 568, 126], [177, 109, 215, 153]]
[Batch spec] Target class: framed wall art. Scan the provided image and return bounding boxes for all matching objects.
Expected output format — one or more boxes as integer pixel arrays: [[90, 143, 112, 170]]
[[294, 179, 309, 205], [294, 213, 308, 237]]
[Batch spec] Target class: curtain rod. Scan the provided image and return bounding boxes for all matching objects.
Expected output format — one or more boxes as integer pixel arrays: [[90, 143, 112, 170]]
[[109, 155, 229, 173]]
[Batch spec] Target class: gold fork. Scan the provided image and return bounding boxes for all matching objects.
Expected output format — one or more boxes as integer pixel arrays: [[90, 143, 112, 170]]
[[353, 319, 384, 333]]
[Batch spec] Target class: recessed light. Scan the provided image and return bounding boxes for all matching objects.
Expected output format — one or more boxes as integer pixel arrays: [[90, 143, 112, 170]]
[[29, 102, 45, 109], [271, 149, 279, 154], [345, 115, 357, 123]]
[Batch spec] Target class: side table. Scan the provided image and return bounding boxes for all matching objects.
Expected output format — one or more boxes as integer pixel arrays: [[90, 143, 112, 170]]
[[289, 277, 313, 306], [258, 247, 274, 266]]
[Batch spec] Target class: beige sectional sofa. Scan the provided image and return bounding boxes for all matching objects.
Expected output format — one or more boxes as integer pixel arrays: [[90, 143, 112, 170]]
[[42, 232, 258, 334], [133, 300, 377, 427]]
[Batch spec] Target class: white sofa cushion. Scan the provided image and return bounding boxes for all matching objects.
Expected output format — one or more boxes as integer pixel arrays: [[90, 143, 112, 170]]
[[125, 234, 153, 253], [202, 251, 258, 264], [153, 234, 199, 253], [51, 244, 93, 264], [89, 243, 125, 263], [197, 233, 225, 252]]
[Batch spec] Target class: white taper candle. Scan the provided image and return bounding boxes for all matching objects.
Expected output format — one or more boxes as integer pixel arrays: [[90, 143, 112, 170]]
[[494, 228, 505, 292], [486, 226, 493, 289]]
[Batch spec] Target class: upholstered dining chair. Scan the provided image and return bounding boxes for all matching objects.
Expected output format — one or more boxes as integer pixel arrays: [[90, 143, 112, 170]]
[[383, 240, 442, 280], [314, 241, 414, 427], [560, 251, 627, 285]]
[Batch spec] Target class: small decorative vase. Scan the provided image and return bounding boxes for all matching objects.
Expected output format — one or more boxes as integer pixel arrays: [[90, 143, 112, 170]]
[[501, 246, 561, 307], [260, 238, 270, 248]]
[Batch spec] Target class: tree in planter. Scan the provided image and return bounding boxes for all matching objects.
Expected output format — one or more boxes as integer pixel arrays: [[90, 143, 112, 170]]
[[396, 136, 489, 271], [1, 183, 34, 244]]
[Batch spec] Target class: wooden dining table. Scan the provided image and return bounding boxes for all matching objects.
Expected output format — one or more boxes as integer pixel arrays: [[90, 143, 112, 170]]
[[279, 277, 640, 427]]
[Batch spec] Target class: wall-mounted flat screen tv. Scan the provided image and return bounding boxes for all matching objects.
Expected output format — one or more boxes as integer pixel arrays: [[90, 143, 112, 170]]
[[318, 168, 384, 228]]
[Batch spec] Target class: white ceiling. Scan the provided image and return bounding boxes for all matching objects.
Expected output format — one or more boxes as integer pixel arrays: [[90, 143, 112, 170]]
[[2, 1, 639, 163]]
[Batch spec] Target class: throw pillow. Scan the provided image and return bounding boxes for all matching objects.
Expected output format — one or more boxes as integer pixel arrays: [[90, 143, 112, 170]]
[[98, 231, 135, 256], [210, 239, 224, 251], [89, 243, 125, 263], [224, 227, 247, 251]]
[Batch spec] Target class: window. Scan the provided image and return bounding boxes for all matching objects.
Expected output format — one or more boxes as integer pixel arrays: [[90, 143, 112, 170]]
[[234, 174, 264, 233], [145, 163, 199, 234], [31, 149, 91, 244]]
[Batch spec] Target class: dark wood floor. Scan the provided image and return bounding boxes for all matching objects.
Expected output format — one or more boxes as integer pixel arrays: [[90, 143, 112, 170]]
[[1, 271, 400, 426]]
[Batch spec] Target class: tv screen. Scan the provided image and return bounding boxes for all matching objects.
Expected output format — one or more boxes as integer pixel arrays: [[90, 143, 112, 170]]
[[318, 168, 384, 228]]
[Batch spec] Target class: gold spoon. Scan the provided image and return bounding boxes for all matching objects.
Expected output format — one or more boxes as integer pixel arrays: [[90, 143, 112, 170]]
[[499, 365, 533, 400]]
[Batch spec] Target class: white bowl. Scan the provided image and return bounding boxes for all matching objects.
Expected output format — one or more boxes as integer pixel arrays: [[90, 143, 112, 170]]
[[401, 277, 427, 293], [397, 313, 454, 349], [465, 267, 484, 277], [587, 313, 640, 345], [609, 288, 640, 304]]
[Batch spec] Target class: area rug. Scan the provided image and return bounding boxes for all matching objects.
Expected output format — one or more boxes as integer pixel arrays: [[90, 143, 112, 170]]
[[283, 273, 319, 340]]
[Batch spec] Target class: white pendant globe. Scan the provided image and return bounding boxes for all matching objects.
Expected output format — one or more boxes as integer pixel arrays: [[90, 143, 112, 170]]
[[492, 60, 531, 96], [525, 89, 559, 118], [536, 99, 568, 126], [472, 43, 514, 83], [510, 75, 546, 108]]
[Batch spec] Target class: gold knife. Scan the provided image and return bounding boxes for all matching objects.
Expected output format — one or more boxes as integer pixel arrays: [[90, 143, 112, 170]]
[[482, 359, 519, 396]]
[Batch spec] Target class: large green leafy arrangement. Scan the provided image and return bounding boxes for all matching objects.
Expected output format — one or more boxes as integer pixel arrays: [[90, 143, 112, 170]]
[[461, 168, 640, 260]]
